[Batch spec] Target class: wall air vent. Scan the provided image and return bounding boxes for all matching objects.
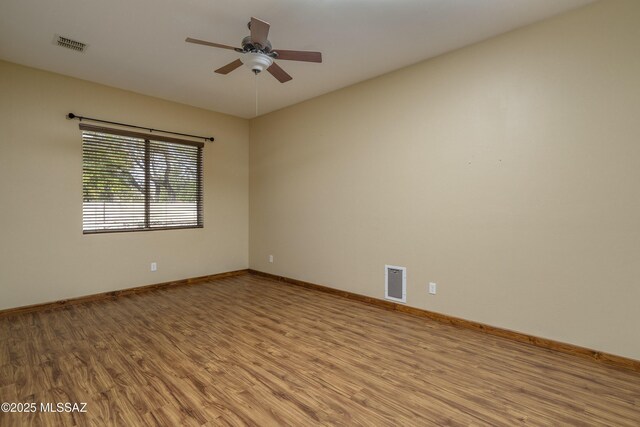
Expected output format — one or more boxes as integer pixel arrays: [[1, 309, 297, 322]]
[[54, 35, 87, 52], [385, 265, 406, 303]]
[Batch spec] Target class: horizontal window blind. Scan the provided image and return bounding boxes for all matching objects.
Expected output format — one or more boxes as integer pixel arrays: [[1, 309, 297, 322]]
[[81, 125, 203, 233]]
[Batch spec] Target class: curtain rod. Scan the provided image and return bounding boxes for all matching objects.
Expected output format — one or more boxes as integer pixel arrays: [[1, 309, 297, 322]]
[[66, 113, 214, 142]]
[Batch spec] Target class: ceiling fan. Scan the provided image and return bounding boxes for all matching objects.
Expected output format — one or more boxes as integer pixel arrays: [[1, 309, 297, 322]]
[[186, 17, 322, 83]]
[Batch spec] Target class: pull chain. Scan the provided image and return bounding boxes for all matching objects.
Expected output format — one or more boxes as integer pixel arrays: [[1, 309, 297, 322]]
[[254, 72, 259, 117]]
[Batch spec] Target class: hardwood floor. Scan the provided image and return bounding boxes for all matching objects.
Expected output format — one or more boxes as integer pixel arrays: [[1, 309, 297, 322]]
[[1, 274, 639, 426]]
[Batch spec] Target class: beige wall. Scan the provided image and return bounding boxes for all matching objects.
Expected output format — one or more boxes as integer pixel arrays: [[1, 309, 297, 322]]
[[0, 60, 249, 310], [250, 0, 640, 360]]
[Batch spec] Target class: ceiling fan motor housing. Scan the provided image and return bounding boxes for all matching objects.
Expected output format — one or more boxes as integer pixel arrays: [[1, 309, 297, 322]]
[[241, 35, 272, 53]]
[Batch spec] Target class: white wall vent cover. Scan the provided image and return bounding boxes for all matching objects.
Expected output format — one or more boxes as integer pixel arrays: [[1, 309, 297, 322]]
[[385, 265, 406, 303], [54, 35, 87, 52]]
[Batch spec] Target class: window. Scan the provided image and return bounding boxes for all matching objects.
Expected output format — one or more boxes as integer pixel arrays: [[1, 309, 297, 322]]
[[81, 124, 203, 233]]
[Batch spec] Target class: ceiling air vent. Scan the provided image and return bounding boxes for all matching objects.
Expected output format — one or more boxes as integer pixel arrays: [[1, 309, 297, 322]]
[[54, 35, 87, 52]]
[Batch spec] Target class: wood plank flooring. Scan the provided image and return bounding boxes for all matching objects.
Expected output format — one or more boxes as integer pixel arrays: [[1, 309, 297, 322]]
[[1, 274, 639, 426]]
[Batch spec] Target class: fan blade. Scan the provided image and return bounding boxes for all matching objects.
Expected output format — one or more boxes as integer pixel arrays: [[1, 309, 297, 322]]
[[215, 59, 243, 75], [273, 49, 322, 63], [267, 62, 293, 83], [186, 37, 239, 51], [250, 17, 270, 47]]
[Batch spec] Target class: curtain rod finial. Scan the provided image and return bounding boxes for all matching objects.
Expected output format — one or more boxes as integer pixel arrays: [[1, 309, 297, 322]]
[[67, 113, 76, 120]]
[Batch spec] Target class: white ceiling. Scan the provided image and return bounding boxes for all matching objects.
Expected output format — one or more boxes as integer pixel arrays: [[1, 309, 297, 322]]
[[0, 0, 593, 119]]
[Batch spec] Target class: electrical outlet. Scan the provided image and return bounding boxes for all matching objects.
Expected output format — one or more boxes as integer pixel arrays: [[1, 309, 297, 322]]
[[151, 262, 157, 272], [429, 282, 437, 294], [269, 255, 274, 263]]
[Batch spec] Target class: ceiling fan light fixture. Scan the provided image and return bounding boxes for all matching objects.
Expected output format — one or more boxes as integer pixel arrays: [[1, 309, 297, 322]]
[[241, 52, 273, 74]]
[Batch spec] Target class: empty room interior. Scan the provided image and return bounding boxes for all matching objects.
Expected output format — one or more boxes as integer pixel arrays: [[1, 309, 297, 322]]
[[1, 0, 640, 425]]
